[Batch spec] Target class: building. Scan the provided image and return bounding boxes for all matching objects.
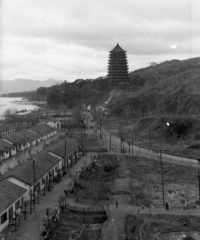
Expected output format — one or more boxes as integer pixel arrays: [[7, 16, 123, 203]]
[[29, 123, 57, 140], [0, 153, 62, 202], [9, 115, 40, 128], [2, 129, 39, 152], [48, 138, 79, 170], [0, 123, 16, 138], [108, 43, 129, 85], [39, 116, 61, 128], [0, 139, 17, 162], [0, 179, 27, 233]]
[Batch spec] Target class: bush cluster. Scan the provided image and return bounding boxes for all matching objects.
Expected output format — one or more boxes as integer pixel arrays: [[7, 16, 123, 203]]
[[103, 161, 119, 172]]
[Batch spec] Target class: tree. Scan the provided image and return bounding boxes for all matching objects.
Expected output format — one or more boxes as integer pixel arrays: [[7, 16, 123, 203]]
[[72, 105, 82, 122], [47, 87, 61, 107], [36, 87, 47, 96], [124, 105, 131, 119], [3, 108, 16, 117]]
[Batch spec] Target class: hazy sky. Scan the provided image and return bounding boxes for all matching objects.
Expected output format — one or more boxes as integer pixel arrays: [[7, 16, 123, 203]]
[[1, 0, 200, 82]]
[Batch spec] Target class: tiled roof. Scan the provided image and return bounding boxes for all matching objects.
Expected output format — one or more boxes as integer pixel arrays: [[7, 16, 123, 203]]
[[40, 118, 57, 123], [15, 129, 38, 141], [110, 43, 126, 53], [0, 123, 16, 133], [3, 129, 37, 144], [0, 139, 14, 152], [3, 134, 24, 144], [0, 179, 27, 214], [29, 123, 54, 135], [49, 138, 79, 158], [11, 115, 40, 122], [0, 153, 60, 185]]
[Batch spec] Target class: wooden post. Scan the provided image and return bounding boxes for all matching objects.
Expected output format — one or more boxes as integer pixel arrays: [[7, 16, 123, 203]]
[[160, 150, 165, 205], [110, 131, 111, 152], [33, 158, 36, 210], [149, 126, 151, 150], [198, 159, 200, 203], [131, 131, 133, 157]]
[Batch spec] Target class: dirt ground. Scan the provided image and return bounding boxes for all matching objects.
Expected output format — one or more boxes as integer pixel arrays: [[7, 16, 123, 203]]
[[49, 210, 105, 240], [44, 150, 200, 240], [126, 214, 200, 240], [67, 154, 118, 206], [126, 155, 199, 210]]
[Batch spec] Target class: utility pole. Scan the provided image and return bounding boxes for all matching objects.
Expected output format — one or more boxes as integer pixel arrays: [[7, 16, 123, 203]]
[[83, 126, 86, 152], [120, 120, 122, 153], [160, 150, 165, 205], [32, 158, 36, 210], [149, 126, 151, 150], [198, 158, 200, 203], [65, 139, 67, 174], [131, 131, 133, 157], [110, 131, 111, 152]]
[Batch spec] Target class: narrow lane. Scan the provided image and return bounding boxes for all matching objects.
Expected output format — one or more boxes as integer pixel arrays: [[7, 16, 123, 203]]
[[99, 127, 200, 169]]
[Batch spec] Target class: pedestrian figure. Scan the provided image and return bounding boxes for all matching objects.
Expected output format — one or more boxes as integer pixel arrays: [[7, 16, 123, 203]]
[[116, 201, 118, 208], [165, 202, 169, 210], [142, 205, 144, 209]]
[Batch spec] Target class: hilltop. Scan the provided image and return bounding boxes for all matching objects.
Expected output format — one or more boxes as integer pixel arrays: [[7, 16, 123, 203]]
[[110, 57, 200, 118]]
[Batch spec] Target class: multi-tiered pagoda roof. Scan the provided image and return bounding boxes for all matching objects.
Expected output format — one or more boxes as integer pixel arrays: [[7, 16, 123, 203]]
[[108, 43, 129, 85]]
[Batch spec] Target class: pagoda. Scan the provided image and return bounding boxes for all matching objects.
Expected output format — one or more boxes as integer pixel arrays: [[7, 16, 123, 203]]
[[107, 43, 129, 85]]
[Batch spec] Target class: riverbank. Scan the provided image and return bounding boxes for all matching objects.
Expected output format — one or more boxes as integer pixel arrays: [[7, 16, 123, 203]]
[[0, 97, 41, 117]]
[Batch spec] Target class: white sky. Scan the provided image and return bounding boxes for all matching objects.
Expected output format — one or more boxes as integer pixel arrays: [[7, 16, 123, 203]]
[[0, 0, 200, 81]]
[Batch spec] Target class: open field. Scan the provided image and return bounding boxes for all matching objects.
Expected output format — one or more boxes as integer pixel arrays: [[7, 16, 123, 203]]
[[126, 155, 199, 209], [126, 214, 200, 240], [48, 151, 200, 239]]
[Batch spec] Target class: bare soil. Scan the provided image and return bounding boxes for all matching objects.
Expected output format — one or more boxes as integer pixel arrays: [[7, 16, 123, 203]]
[[126, 155, 199, 209], [126, 214, 200, 240]]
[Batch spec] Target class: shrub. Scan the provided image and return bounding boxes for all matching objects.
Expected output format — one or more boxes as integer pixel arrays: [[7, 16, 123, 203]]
[[103, 161, 119, 172], [180, 199, 186, 204]]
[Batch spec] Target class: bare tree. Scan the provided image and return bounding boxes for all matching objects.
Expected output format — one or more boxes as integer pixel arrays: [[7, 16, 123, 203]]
[[3, 107, 16, 117]]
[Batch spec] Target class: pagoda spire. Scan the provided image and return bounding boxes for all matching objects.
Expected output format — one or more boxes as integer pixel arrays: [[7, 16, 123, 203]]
[[107, 43, 129, 85]]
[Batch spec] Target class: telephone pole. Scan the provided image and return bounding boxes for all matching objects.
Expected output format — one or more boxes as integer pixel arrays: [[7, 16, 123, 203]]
[[120, 120, 122, 152], [149, 126, 151, 150], [32, 158, 36, 210], [197, 158, 200, 203], [65, 139, 67, 174], [131, 130, 133, 156], [159, 150, 165, 205], [110, 131, 111, 152]]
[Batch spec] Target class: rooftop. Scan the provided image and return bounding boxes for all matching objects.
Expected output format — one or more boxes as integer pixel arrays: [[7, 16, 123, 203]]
[[0, 123, 16, 134], [48, 138, 79, 158], [11, 115, 40, 123], [0, 153, 60, 185], [0, 179, 27, 214], [3, 129, 38, 144], [110, 43, 126, 53], [0, 139, 14, 152], [29, 123, 54, 135]]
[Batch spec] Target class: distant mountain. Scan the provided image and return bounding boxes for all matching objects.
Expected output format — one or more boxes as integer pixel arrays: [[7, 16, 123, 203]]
[[0, 78, 63, 95]]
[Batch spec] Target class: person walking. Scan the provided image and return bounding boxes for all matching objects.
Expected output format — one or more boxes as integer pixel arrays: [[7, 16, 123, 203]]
[[116, 201, 118, 208], [165, 202, 169, 210]]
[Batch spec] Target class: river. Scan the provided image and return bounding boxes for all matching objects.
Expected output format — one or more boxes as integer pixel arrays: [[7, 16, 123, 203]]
[[0, 97, 40, 117]]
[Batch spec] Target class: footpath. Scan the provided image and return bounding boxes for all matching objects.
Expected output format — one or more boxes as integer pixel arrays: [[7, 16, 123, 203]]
[[65, 193, 200, 240], [4, 154, 93, 240], [99, 127, 200, 168]]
